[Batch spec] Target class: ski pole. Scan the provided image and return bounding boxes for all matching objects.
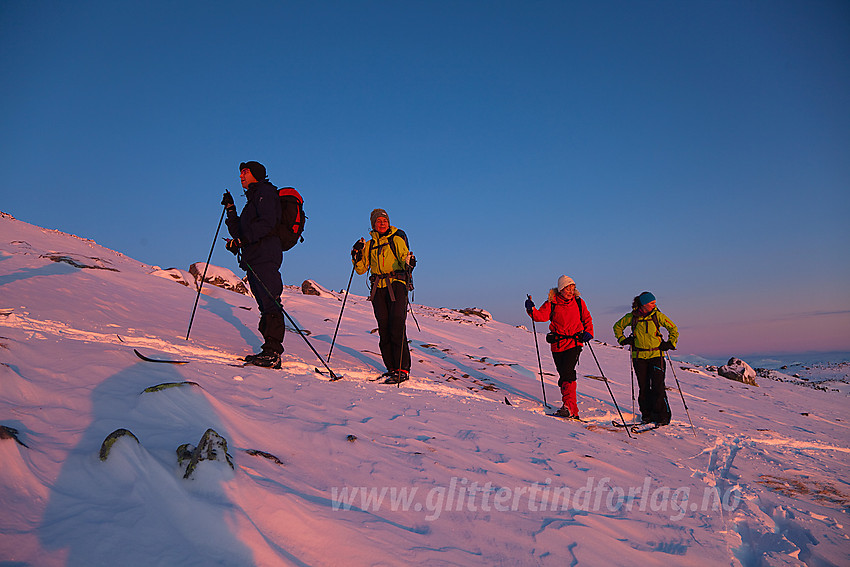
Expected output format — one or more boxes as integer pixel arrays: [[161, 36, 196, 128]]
[[527, 295, 549, 408], [629, 348, 635, 417], [406, 268, 420, 332], [391, 281, 412, 387], [408, 301, 421, 333], [186, 205, 226, 340], [665, 351, 696, 437], [327, 264, 356, 362], [243, 260, 341, 380], [397, 301, 409, 388], [585, 341, 633, 438]]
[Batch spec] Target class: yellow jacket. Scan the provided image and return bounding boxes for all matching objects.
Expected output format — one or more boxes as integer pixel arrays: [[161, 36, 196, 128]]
[[353, 227, 410, 289], [613, 308, 679, 359]]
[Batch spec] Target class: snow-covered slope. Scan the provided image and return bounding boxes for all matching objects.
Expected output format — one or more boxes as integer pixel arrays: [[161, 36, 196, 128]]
[[1, 212, 847, 566]]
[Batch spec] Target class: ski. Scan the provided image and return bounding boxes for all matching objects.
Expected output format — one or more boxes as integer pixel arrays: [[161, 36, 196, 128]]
[[549, 413, 583, 422], [630, 423, 661, 434], [583, 374, 608, 382], [369, 372, 395, 382], [611, 420, 660, 433], [133, 349, 189, 365], [314, 367, 343, 381]]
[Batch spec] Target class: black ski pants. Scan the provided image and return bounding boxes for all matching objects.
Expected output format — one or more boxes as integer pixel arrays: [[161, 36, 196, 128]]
[[371, 281, 410, 373], [632, 356, 671, 424], [552, 346, 582, 387], [246, 261, 284, 355]]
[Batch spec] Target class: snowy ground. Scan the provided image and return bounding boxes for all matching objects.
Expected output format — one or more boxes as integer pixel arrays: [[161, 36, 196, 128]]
[[1, 212, 848, 566]]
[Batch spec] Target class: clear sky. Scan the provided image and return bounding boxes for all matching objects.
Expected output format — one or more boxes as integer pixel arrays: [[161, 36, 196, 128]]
[[2, 1, 848, 358]]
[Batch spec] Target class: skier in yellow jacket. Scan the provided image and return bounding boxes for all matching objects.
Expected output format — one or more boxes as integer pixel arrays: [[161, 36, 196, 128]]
[[613, 291, 679, 426], [351, 209, 415, 384]]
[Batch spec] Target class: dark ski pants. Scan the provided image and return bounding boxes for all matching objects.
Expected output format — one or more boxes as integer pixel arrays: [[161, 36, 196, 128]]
[[553, 346, 582, 416], [246, 261, 284, 355], [371, 281, 410, 373], [632, 356, 671, 424]]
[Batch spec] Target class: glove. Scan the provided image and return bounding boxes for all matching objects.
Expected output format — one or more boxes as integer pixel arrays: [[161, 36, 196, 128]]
[[225, 238, 241, 255], [221, 191, 237, 215], [579, 331, 593, 343], [524, 298, 535, 312], [351, 239, 364, 262], [618, 336, 634, 346], [660, 340, 675, 351], [407, 254, 416, 269]]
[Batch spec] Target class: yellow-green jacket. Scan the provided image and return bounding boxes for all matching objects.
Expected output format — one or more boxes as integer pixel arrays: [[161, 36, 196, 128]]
[[613, 308, 679, 359], [353, 226, 410, 290]]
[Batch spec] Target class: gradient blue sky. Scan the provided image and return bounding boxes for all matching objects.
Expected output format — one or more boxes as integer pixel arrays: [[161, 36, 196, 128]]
[[2, 1, 848, 358]]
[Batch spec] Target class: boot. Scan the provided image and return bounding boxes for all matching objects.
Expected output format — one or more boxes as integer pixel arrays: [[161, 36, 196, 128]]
[[383, 370, 409, 385], [249, 351, 281, 369]]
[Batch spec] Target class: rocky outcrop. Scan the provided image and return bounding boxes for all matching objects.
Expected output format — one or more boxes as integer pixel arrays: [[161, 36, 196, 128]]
[[99, 428, 140, 461], [0, 425, 28, 448], [40, 253, 119, 271], [301, 279, 336, 297], [180, 429, 234, 479], [152, 268, 196, 287], [189, 263, 250, 295], [718, 357, 759, 386]]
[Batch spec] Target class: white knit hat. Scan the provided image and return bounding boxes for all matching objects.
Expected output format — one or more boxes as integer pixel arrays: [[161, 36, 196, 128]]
[[557, 275, 575, 291]]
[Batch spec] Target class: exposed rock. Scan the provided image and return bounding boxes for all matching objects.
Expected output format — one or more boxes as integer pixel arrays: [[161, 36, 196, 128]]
[[40, 253, 119, 271], [457, 307, 492, 322], [142, 381, 201, 393], [182, 428, 234, 479], [718, 357, 759, 386], [188, 263, 250, 295], [176, 443, 195, 468], [152, 268, 196, 288], [0, 425, 28, 448], [99, 428, 139, 461], [244, 449, 284, 465], [301, 279, 336, 297]]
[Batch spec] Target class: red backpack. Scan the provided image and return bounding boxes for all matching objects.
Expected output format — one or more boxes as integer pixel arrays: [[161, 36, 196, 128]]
[[278, 187, 306, 251]]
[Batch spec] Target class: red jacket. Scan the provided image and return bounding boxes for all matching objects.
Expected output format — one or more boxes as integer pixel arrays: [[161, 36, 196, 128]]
[[530, 290, 594, 352]]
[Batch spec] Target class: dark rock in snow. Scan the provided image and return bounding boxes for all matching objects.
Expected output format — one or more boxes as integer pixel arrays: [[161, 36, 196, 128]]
[[41, 253, 119, 271], [99, 428, 139, 461], [244, 449, 284, 465], [457, 307, 492, 322], [176, 443, 195, 468], [0, 425, 29, 448], [142, 381, 201, 393], [301, 279, 335, 297], [718, 357, 759, 386], [153, 268, 195, 287], [188, 263, 250, 295], [182, 429, 234, 479]]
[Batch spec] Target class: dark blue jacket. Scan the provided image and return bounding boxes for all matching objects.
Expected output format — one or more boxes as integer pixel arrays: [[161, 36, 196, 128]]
[[225, 180, 282, 269]]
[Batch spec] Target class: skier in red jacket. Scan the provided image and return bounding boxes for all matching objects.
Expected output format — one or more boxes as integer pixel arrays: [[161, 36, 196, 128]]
[[526, 275, 594, 419]]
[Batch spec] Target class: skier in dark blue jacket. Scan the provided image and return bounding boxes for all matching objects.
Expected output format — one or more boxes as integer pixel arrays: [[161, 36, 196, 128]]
[[222, 161, 284, 368]]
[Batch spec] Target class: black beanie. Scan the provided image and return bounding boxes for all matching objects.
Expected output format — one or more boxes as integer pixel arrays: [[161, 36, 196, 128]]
[[239, 161, 267, 181]]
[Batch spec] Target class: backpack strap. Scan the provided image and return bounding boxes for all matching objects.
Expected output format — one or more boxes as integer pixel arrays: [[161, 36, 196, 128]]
[[546, 296, 586, 344], [629, 309, 665, 354], [386, 229, 413, 291], [366, 229, 410, 301]]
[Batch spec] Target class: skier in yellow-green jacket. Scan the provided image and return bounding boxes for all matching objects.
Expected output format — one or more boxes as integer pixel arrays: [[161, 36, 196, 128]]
[[351, 209, 415, 385], [613, 291, 679, 426]]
